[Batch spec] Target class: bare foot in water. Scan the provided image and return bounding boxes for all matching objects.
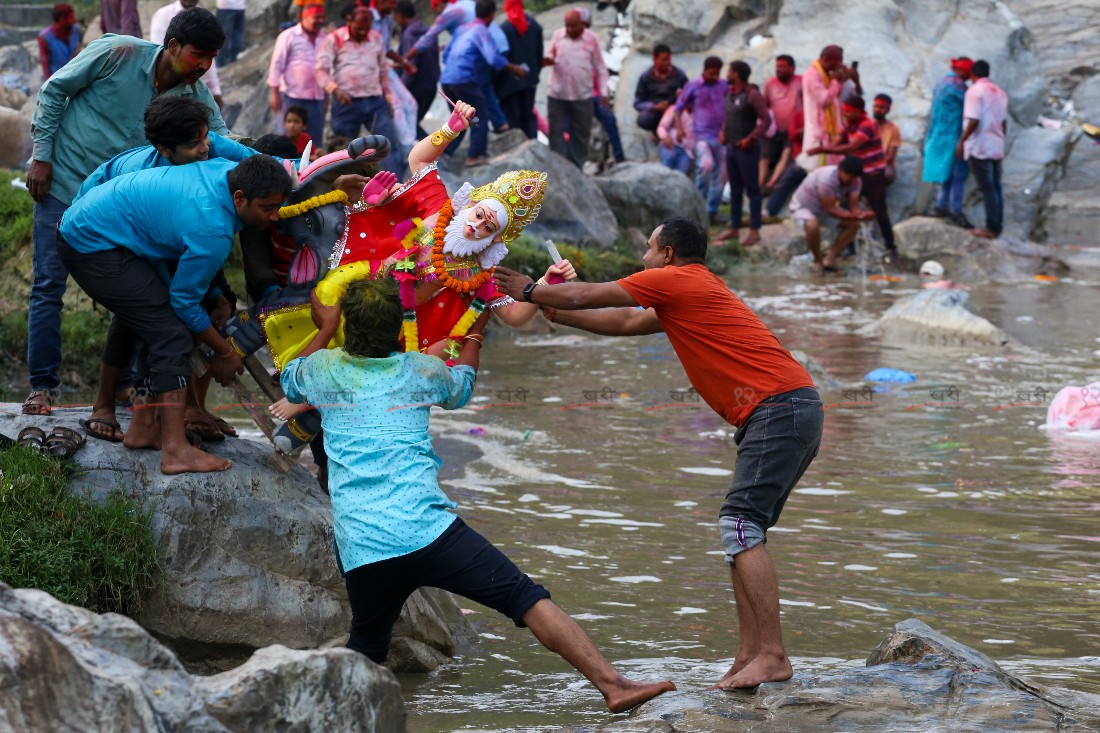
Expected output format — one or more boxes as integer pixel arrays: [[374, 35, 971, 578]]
[[161, 443, 232, 475], [714, 653, 792, 690], [604, 677, 677, 713], [710, 653, 756, 689]]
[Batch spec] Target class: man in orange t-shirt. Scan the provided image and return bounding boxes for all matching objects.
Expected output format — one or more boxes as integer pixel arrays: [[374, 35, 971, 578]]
[[493, 216, 824, 690]]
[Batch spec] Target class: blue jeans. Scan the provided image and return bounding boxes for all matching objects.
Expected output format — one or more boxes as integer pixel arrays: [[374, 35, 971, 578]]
[[330, 96, 399, 173], [442, 82, 489, 158], [766, 163, 806, 217], [695, 140, 725, 217], [27, 194, 69, 392], [969, 157, 1003, 235], [480, 79, 508, 131], [659, 144, 692, 176], [216, 8, 245, 64], [593, 96, 624, 162], [727, 144, 762, 230], [281, 95, 325, 150], [935, 156, 969, 214]]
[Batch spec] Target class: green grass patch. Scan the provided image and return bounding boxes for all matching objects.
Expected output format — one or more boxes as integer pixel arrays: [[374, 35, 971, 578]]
[[0, 170, 33, 264], [0, 446, 158, 615], [0, 310, 111, 384]]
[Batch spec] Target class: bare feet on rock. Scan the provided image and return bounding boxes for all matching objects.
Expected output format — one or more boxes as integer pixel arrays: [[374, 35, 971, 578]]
[[972, 228, 997, 239], [161, 443, 232, 475], [740, 230, 761, 246], [714, 652, 792, 690], [714, 228, 739, 243], [604, 677, 677, 713]]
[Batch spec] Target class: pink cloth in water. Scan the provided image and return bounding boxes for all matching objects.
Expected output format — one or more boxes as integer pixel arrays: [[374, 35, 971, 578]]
[[1045, 383, 1100, 430]]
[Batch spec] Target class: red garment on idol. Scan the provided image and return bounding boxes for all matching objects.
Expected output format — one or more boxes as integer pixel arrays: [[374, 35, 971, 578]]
[[340, 167, 451, 265]]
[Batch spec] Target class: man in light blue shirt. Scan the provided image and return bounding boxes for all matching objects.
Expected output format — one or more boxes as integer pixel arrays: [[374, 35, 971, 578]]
[[280, 277, 675, 711], [23, 7, 228, 416], [56, 156, 291, 475]]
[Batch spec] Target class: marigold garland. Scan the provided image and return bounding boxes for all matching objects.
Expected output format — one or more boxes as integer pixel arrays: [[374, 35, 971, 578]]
[[431, 199, 494, 293], [279, 189, 349, 220]]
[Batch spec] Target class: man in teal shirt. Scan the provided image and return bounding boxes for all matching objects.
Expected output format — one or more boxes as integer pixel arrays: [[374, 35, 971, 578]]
[[23, 6, 227, 416], [57, 155, 291, 475]]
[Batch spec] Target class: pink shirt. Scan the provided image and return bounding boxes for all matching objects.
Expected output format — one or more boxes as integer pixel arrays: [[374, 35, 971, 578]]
[[545, 27, 608, 101], [763, 74, 801, 133], [962, 77, 1008, 161], [268, 23, 327, 100], [801, 64, 842, 170], [315, 26, 391, 99]]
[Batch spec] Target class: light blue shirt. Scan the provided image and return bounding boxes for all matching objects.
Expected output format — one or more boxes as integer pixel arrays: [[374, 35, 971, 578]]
[[281, 349, 476, 571], [58, 160, 242, 333], [31, 34, 228, 206], [438, 20, 508, 86], [74, 133, 262, 201]]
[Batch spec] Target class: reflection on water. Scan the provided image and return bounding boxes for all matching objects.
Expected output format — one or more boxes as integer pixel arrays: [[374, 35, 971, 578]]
[[402, 272, 1100, 732]]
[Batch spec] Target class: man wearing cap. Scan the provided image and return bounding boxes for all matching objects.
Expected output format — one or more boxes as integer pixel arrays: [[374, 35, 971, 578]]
[[269, 3, 328, 146], [923, 57, 972, 228]]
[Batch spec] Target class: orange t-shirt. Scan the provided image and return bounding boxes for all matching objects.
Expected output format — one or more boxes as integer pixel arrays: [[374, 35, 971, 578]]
[[618, 264, 813, 426]]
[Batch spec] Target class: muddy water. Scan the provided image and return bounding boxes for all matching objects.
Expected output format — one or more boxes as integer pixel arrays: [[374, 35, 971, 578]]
[[401, 270, 1100, 732]]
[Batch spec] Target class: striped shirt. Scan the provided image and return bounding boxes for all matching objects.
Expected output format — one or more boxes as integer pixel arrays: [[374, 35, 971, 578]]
[[841, 114, 886, 175]]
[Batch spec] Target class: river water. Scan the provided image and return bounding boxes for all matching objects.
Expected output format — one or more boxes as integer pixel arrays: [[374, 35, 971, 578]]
[[397, 268, 1100, 732]]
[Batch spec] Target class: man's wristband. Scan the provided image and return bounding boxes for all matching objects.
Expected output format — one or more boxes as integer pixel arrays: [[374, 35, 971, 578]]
[[522, 282, 538, 303]]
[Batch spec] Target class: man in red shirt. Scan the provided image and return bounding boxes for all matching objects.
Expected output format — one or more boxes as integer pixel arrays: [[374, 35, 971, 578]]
[[494, 217, 824, 689]]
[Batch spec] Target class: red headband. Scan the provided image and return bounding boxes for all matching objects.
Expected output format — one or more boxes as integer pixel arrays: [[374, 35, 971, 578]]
[[302, 4, 325, 18], [951, 57, 973, 75]]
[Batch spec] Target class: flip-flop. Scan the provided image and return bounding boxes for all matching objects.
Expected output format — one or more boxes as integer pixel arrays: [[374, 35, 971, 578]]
[[17, 426, 47, 452], [80, 417, 124, 443], [43, 426, 86, 460]]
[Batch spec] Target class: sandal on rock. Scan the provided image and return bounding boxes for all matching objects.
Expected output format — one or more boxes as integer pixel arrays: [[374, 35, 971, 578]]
[[44, 426, 86, 460], [80, 417, 124, 443], [22, 389, 56, 416], [17, 426, 47, 452]]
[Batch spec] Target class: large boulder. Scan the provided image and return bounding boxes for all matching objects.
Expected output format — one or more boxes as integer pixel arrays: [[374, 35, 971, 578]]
[[0, 583, 407, 732], [858, 287, 1011, 348], [592, 161, 706, 234], [996, 126, 1073, 240], [216, 42, 278, 138], [893, 217, 1068, 281], [1042, 76, 1100, 245], [0, 106, 31, 169], [631, 0, 763, 54], [2, 406, 477, 674], [581, 618, 1087, 732], [437, 139, 620, 248]]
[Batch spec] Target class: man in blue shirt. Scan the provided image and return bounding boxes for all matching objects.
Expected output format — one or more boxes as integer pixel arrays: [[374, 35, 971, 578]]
[[57, 155, 292, 475], [24, 7, 228, 416], [438, 0, 527, 167]]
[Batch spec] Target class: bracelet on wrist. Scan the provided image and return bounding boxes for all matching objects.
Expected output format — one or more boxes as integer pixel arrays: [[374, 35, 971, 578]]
[[430, 122, 460, 147]]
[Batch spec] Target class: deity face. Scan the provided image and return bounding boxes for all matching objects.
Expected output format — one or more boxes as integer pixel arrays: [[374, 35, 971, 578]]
[[234, 191, 286, 230], [462, 203, 503, 242], [161, 126, 210, 164]]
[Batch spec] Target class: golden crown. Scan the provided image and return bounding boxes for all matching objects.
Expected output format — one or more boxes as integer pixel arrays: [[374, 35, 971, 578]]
[[469, 170, 548, 243]]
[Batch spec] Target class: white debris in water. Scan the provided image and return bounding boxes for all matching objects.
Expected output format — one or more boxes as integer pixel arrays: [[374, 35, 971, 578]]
[[490, 653, 516, 662], [480, 633, 505, 640], [609, 575, 662, 584], [779, 599, 816, 607], [597, 601, 637, 607], [935, 491, 960, 498], [882, 509, 908, 515], [679, 466, 732, 476], [674, 501, 697, 507], [536, 513, 574, 520], [770, 526, 801, 533], [566, 509, 622, 518], [969, 492, 984, 498], [838, 599, 890, 612], [917, 487, 939, 493], [472, 395, 490, 402], [582, 518, 663, 528], [795, 487, 852, 496], [1016, 316, 1034, 322], [572, 613, 611, 621], [844, 564, 879, 571], [534, 545, 587, 557], [818, 561, 837, 565], [885, 552, 917, 558], [542, 396, 563, 402], [983, 639, 1016, 645], [674, 607, 708, 615], [517, 493, 539, 502], [1001, 577, 1020, 583]]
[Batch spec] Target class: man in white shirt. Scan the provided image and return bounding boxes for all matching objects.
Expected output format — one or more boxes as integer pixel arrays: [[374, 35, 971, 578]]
[[150, 0, 223, 106], [215, 0, 245, 64], [956, 59, 1008, 239]]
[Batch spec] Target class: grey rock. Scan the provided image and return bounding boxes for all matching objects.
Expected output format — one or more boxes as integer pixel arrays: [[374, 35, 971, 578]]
[[215, 43, 278, 138], [0, 106, 31, 169], [859, 288, 1011, 348], [0, 583, 406, 733], [998, 126, 1073, 240], [584, 618, 1089, 733], [592, 162, 705, 234], [631, 0, 759, 53], [757, 221, 808, 263], [0, 85, 28, 111], [437, 140, 620, 249], [1, 406, 476, 675], [0, 44, 35, 76], [487, 127, 531, 158], [893, 217, 1067, 281]]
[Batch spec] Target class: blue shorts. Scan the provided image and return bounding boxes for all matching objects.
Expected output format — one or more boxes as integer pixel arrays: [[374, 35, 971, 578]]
[[343, 517, 551, 663], [719, 387, 823, 563]]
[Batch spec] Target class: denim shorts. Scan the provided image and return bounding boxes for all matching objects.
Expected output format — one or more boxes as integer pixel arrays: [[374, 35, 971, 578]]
[[719, 387, 823, 562]]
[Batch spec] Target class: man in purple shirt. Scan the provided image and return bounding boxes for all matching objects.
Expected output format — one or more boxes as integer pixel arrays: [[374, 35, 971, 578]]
[[674, 56, 728, 223], [268, 3, 327, 146]]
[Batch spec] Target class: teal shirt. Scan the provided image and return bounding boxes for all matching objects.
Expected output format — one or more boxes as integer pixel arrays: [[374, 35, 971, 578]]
[[58, 160, 242, 333], [281, 350, 476, 572], [31, 34, 229, 206], [75, 133, 263, 201]]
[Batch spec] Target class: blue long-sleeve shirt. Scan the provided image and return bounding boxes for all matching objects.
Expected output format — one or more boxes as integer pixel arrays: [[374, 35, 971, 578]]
[[74, 132, 263, 201], [31, 33, 228, 206], [58, 160, 242, 333], [413, 0, 474, 53], [438, 20, 508, 86]]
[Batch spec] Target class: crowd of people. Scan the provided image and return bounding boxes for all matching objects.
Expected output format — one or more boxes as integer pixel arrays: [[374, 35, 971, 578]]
[[20, 0, 1016, 712]]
